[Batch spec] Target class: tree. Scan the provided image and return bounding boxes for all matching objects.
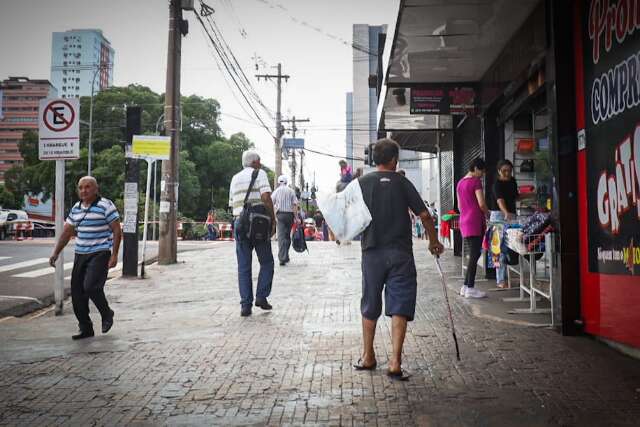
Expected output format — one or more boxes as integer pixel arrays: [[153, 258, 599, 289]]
[[4, 131, 55, 203], [5, 86, 261, 222], [0, 184, 21, 209]]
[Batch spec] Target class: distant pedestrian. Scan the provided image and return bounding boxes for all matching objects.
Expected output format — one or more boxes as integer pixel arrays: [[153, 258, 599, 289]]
[[339, 160, 353, 182], [48, 176, 121, 340], [229, 151, 276, 317], [271, 175, 299, 266], [336, 160, 353, 192], [456, 158, 489, 298], [205, 210, 217, 241], [355, 139, 443, 380]]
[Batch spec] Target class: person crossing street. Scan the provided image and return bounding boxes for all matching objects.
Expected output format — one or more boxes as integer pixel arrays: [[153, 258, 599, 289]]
[[271, 175, 299, 266], [49, 176, 121, 340]]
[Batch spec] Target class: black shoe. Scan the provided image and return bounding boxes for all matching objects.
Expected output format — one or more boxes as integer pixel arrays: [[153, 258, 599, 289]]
[[241, 306, 252, 317], [255, 298, 272, 310], [72, 329, 95, 340], [279, 261, 286, 266], [102, 309, 114, 334]]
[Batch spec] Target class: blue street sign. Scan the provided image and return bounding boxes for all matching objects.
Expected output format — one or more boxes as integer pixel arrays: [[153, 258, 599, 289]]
[[283, 138, 304, 149]]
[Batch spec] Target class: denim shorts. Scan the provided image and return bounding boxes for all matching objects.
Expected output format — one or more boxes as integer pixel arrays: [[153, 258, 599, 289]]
[[361, 247, 418, 321]]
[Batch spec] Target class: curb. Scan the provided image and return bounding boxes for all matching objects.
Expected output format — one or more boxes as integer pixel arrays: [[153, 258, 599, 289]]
[[0, 257, 159, 319]]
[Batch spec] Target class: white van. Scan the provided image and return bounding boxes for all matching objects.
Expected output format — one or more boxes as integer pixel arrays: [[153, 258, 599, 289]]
[[0, 209, 29, 240]]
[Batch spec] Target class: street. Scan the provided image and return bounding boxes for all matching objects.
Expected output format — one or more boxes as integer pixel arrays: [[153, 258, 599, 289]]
[[0, 239, 228, 317], [1, 242, 639, 426]]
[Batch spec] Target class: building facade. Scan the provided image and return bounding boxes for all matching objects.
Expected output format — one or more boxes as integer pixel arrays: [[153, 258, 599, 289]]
[[351, 24, 385, 171], [378, 0, 640, 354], [50, 29, 114, 99], [0, 77, 57, 182], [345, 92, 354, 169]]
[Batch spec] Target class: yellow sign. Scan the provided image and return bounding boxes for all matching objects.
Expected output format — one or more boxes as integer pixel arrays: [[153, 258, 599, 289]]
[[131, 135, 171, 160]]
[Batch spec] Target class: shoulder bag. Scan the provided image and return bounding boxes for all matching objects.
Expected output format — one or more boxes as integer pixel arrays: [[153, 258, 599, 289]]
[[238, 169, 272, 242]]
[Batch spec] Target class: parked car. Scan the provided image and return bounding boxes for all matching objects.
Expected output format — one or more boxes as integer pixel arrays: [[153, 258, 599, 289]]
[[0, 209, 29, 240]]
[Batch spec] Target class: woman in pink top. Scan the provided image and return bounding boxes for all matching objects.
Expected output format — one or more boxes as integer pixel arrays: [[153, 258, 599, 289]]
[[456, 158, 489, 298]]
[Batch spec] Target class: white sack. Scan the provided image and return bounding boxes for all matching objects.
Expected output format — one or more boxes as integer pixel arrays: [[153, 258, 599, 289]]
[[317, 179, 372, 241]]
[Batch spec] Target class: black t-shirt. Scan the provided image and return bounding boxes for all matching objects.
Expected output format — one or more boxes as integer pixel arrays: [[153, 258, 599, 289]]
[[491, 178, 518, 213], [359, 171, 427, 253]]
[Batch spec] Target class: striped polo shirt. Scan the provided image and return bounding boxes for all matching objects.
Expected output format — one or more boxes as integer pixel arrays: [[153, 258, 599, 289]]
[[66, 197, 120, 254], [271, 185, 298, 213], [228, 167, 272, 216]]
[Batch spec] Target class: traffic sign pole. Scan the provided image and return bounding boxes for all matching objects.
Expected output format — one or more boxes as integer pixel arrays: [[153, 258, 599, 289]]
[[38, 98, 79, 315], [140, 159, 154, 278], [54, 160, 65, 315]]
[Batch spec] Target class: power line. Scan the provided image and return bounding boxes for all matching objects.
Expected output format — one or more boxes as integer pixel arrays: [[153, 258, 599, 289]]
[[194, 7, 276, 139], [251, 0, 378, 56], [198, 3, 275, 119]]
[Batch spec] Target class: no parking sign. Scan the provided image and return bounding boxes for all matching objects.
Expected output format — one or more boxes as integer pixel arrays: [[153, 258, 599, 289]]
[[38, 98, 80, 160]]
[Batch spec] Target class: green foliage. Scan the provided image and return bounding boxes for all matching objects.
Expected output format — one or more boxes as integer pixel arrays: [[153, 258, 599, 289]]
[[0, 184, 21, 209], [4, 131, 55, 203], [2, 85, 257, 220]]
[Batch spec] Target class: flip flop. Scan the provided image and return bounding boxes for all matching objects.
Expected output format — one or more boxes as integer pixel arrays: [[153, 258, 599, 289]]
[[353, 358, 377, 371], [387, 369, 411, 381]]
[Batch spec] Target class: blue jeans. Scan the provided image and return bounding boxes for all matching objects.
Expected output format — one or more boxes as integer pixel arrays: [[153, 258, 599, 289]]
[[489, 211, 508, 284], [234, 219, 274, 307]]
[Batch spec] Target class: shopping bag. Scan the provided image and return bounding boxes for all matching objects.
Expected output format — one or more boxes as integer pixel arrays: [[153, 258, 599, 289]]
[[317, 179, 372, 241]]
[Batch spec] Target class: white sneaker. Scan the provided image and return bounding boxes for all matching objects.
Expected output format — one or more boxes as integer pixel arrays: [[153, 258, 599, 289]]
[[464, 287, 487, 298], [459, 285, 467, 296]]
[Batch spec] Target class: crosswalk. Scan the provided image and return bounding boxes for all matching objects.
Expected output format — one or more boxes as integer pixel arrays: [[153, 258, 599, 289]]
[[0, 257, 123, 279]]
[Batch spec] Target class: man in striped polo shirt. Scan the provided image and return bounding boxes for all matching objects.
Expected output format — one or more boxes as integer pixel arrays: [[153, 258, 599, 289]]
[[271, 175, 299, 266], [49, 176, 122, 340], [229, 151, 276, 317]]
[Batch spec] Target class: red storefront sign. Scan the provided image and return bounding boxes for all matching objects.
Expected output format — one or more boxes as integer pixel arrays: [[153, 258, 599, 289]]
[[575, 0, 640, 348]]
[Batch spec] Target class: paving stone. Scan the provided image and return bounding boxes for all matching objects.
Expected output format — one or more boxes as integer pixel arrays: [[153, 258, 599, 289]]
[[0, 242, 640, 426]]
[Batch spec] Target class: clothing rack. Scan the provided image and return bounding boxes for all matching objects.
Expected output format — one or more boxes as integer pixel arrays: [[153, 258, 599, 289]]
[[503, 231, 554, 326]]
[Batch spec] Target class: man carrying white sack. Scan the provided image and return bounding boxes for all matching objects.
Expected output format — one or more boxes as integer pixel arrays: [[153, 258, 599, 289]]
[[353, 138, 443, 380]]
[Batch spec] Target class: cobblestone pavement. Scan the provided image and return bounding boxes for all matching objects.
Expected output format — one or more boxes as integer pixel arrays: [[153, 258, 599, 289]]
[[1, 241, 640, 426]]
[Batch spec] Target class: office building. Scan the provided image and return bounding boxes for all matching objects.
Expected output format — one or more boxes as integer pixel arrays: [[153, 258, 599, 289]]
[[0, 77, 57, 182], [350, 24, 430, 199], [351, 24, 384, 172], [50, 29, 114, 98], [345, 92, 353, 169]]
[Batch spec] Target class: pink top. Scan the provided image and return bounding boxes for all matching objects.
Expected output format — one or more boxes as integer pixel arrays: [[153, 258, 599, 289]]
[[456, 177, 485, 237], [341, 165, 352, 177]]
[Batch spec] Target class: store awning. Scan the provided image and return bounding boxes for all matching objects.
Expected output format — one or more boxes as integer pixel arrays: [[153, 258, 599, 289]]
[[378, 0, 541, 144]]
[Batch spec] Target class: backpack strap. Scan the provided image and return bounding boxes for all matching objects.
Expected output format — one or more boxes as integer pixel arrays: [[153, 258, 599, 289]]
[[243, 168, 260, 206]]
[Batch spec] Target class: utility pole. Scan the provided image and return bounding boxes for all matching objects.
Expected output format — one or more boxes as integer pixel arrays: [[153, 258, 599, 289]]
[[256, 63, 289, 187], [159, 0, 191, 264], [281, 115, 309, 190]]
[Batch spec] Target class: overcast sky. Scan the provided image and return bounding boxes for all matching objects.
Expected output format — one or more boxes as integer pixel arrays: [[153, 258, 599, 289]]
[[0, 0, 398, 192]]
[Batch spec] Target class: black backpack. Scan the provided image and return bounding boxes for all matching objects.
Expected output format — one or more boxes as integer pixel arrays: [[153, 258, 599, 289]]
[[292, 223, 308, 253], [238, 169, 272, 242]]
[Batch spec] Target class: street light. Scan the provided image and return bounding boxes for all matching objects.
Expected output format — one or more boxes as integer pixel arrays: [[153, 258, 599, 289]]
[[87, 62, 112, 176]]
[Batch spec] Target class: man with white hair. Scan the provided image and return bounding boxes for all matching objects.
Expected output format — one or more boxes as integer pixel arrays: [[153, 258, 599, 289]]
[[49, 176, 122, 340], [271, 174, 299, 266], [229, 150, 276, 317]]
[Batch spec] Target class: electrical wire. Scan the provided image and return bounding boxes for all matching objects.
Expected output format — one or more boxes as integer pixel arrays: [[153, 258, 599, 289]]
[[303, 147, 363, 161], [199, 3, 275, 119], [195, 8, 276, 139], [251, 0, 377, 57]]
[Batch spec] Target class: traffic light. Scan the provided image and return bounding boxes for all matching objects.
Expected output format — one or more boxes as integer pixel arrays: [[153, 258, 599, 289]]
[[364, 143, 375, 166]]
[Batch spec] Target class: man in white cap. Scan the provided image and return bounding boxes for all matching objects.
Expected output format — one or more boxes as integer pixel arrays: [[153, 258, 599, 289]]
[[271, 175, 299, 266]]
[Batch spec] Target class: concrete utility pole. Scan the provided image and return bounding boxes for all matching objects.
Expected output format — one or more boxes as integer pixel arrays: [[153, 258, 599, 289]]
[[256, 63, 289, 187], [281, 116, 309, 189], [159, 0, 191, 264]]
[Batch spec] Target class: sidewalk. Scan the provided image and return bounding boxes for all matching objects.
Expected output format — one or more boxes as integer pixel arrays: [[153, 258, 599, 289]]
[[1, 242, 639, 426]]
